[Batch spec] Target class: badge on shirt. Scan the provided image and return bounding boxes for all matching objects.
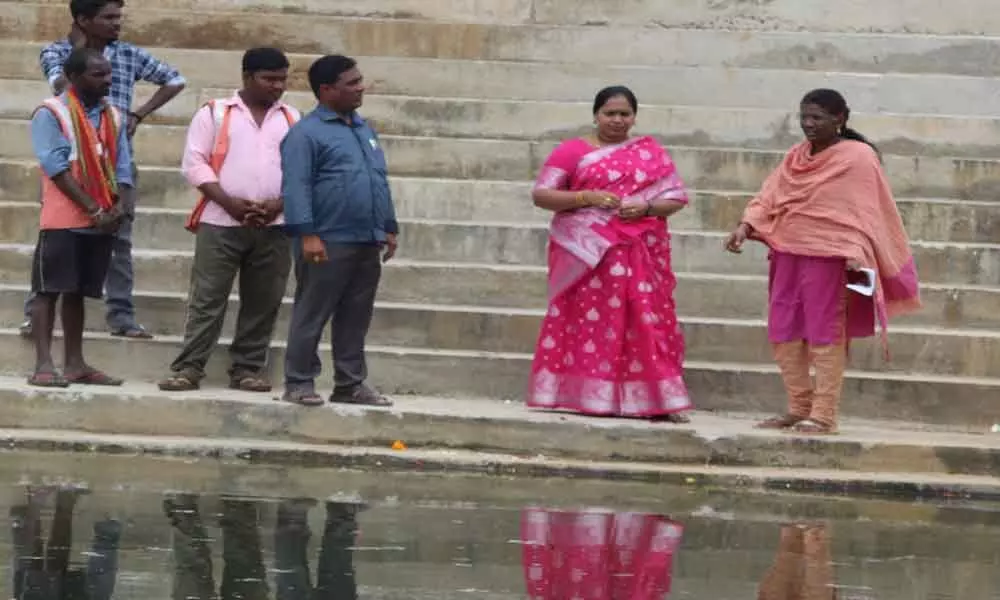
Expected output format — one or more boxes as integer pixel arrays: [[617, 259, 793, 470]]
[[368, 138, 378, 149]]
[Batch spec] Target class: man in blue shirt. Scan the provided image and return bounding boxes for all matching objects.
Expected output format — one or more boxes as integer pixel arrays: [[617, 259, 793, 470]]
[[280, 55, 399, 407], [20, 0, 186, 340]]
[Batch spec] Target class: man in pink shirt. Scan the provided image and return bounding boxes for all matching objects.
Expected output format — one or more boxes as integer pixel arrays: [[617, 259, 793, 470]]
[[158, 47, 299, 392]]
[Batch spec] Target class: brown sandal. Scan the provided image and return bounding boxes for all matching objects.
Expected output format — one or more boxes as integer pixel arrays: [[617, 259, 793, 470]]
[[755, 414, 805, 430], [158, 373, 199, 392], [789, 419, 837, 435], [229, 372, 272, 393], [281, 389, 324, 407]]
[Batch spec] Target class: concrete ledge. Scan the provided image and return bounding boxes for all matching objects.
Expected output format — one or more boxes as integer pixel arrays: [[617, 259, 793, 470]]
[[7, 80, 1000, 158], [531, 0, 1000, 36], [0, 379, 996, 479], [0, 160, 995, 242], [4, 121, 999, 200], [3, 277, 1000, 378], [2, 187, 997, 244], [3, 329, 1000, 427], [2, 426, 999, 502], [10, 2, 1000, 54]]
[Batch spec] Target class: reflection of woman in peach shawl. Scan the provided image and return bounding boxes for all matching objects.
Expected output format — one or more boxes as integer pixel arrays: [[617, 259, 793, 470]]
[[725, 89, 920, 435], [758, 524, 837, 600]]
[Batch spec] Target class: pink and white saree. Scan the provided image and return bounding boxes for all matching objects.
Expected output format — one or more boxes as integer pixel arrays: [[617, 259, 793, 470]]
[[521, 508, 684, 600], [527, 136, 692, 417]]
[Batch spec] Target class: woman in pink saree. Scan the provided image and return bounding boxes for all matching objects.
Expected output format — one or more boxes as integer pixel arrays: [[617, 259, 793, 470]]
[[527, 86, 692, 422], [521, 507, 684, 600]]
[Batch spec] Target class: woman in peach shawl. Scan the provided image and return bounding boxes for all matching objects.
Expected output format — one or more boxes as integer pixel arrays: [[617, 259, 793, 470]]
[[725, 89, 920, 435]]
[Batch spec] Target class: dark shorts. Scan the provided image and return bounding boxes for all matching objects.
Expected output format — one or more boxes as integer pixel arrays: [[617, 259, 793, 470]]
[[31, 229, 113, 299]]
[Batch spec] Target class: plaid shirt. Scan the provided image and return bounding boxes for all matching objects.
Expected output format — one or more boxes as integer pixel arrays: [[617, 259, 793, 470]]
[[39, 39, 186, 113]]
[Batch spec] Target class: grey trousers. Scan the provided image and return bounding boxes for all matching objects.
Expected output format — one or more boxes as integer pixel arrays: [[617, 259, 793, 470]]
[[284, 243, 381, 393], [169, 224, 291, 381], [274, 501, 359, 600], [167, 496, 269, 600]]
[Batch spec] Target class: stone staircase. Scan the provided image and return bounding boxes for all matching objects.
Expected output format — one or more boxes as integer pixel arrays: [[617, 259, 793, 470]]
[[1, 0, 1000, 428]]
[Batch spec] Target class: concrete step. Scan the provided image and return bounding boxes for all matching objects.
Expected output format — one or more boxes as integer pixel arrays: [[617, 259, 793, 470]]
[[8, 78, 1000, 158], [2, 171, 999, 243], [2, 121, 999, 201], [3, 208, 999, 286], [7, 5, 1000, 76], [3, 35, 1000, 117], [527, 0, 1000, 36], [5, 161, 1000, 243], [2, 243, 999, 330], [5, 0, 539, 25], [14, 0, 1000, 36], [0, 161, 554, 226], [1, 325, 1000, 428], [8, 0, 1000, 61], [0, 375, 997, 480], [2, 282, 999, 378]]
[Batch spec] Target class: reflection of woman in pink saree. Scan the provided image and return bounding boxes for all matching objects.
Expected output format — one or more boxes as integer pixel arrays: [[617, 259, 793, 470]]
[[527, 86, 692, 422], [521, 508, 684, 600]]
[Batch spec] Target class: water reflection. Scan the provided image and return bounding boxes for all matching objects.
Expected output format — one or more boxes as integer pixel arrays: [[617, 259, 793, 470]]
[[758, 524, 836, 600], [521, 508, 683, 599], [164, 495, 361, 600], [5, 475, 997, 599], [11, 486, 121, 600]]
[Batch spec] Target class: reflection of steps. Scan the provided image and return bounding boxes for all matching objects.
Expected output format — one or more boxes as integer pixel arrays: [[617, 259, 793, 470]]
[[0, 0, 999, 433]]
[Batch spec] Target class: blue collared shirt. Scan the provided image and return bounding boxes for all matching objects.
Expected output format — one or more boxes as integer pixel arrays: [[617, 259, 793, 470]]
[[40, 39, 186, 115], [280, 105, 399, 243]]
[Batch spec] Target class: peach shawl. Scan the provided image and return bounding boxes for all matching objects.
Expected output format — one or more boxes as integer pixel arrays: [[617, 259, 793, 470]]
[[743, 140, 921, 346]]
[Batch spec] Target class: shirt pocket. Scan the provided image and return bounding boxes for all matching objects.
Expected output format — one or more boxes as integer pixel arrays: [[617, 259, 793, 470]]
[[365, 136, 389, 172]]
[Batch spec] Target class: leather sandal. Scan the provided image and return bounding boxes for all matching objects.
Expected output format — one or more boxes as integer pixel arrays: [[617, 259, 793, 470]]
[[755, 414, 806, 430]]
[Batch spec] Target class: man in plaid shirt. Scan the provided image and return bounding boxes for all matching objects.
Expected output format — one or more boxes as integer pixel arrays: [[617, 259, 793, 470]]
[[20, 0, 186, 339]]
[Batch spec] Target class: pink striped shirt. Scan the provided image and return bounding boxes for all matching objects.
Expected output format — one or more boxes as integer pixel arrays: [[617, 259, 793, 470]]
[[181, 93, 300, 227]]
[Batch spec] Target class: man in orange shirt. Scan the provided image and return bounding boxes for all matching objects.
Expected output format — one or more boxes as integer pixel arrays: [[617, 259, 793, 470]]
[[28, 48, 133, 387]]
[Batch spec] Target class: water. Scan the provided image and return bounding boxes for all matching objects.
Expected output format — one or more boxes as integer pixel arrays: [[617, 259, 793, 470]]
[[4, 451, 1000, 599]]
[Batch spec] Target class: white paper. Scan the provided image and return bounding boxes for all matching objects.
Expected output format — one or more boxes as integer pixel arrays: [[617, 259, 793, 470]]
[[846, 267, 876, 297]]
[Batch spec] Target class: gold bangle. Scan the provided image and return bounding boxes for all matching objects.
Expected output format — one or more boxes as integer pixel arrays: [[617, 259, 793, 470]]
[[575, 191, 586, 207]]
